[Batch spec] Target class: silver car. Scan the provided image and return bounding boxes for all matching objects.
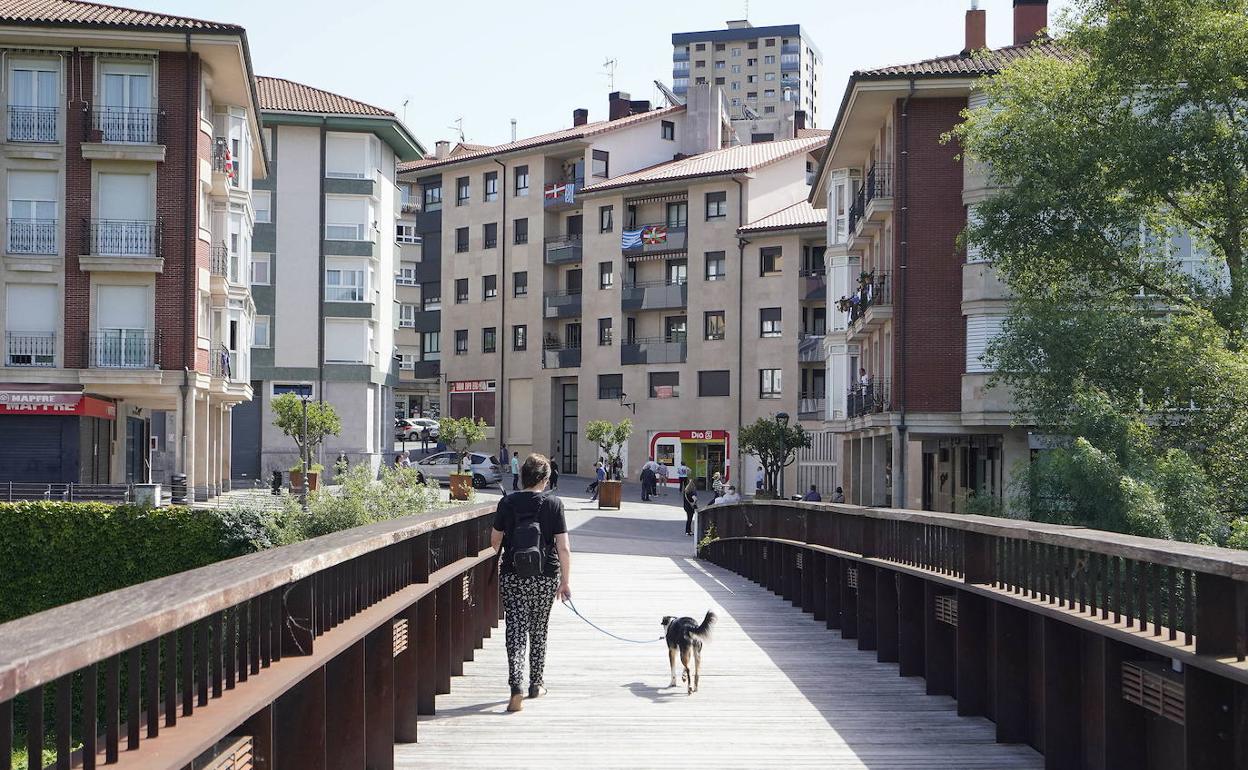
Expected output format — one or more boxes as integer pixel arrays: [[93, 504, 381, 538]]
[[415, 451, 502, 488], [396, 418, 439, 442]]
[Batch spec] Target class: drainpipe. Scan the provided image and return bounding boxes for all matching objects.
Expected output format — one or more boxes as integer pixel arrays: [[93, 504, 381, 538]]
[[184, 33, 195, 373], [896, 78, 915, 508], [318, 119, 327, 401], [494, 159, 507, 454], [732, 176, 746, 485]]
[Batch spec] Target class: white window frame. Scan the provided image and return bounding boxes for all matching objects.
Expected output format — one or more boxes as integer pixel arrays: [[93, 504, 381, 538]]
[[399, 303, 416, 327], [253, 315, 271, 347], [326, 266, 366, 302], [396, 262, 417, 286], [251, 252, 271, 285], [396, 223, 420, 244], [253, 190, 271, 223]]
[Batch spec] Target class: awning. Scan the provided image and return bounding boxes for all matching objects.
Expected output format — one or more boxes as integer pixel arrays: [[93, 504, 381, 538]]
[[0, 390, 116, 419], [625, 192, 688, 205], [625, 251, 687, 263]]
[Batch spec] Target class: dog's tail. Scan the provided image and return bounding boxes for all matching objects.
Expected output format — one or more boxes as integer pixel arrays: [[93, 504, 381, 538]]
[[691, 611, 717, 640]]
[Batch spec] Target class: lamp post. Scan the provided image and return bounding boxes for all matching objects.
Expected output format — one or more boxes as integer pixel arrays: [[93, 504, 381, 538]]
[[775, 411, 790, 499], [299, 393, 311, 512]]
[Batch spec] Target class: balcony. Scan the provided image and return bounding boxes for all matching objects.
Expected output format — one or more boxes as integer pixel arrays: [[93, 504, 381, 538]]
[[8, 106, 58, 143], [542, 344, 582, 370], [544, 290, 582, 319], [798, 334, 826, 362], [6, 333, 54, 367], [800, 268, 825, 301], [621, 336, 687, 365], [80, 219, 163, 272], [7, 219, 57, 255], [846, 377, 891, 419], [544, 235, 583, 264], [87, 331, 158, 369], [839, 271, 892, 331], [211, 346, 234, 380], [82, 107, 166, 162], [621, 279, 687, 311], [847, 163, 893, 236], [798, 396, 825, 420], [410, 360, 440, 379], [621, 223, 687, 256], [210, 244, 229, 277], [212, 138, 240, 190], [781, 75, 801, 91], [543, 177, 583, 211]]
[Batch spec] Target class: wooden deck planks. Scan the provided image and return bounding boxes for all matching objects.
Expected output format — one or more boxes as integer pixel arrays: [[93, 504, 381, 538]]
[[397, 499, 1042, 769]]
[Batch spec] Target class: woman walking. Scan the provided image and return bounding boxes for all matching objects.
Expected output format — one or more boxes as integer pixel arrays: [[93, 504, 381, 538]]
[[682, 478, 698, 536], [490, 454, 572, 712]]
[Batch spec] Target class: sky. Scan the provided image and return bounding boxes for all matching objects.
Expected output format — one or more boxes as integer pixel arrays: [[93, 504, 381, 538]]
[[131, 0, 1075, 151]]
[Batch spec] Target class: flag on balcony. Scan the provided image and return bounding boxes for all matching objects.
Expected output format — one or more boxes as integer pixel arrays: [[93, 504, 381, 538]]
[[621, 228, 643, 249], [544, 182, 573, 202], [642, 225, 668, 245]]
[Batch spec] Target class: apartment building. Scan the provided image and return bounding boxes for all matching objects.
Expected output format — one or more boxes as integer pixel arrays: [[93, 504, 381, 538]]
[[810, 0, 1055, 511], [0, 1, 264, 498], [672, 20, 823, 132], [229, 78, 424, 481]]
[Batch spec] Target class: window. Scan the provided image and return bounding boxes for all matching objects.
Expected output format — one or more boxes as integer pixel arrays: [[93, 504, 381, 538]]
[[599, 261, 614, 289], [422, 182, 442, 212], [751, 132, 775, 143], [421, 283, 441, 311], [325, 132, 369, 178], [325, 266, 365, 301], [704, 311, 726, 340], [9, 61, 59, 143], [764, 89, 776, 98], [764, 54, 776, 64], [454, 329, 468, 355], [325, 196, 368, 240], [760, 246, 782, 275], [514, 165, 529, 196], [666, 201, 688, 227], [747, 91, 758, 99], [705, 191, 727, 220], [763, 106, 776, 114], [513, 271, 528, 297], [598, 373, 623, 400], [760, 307, 782, 337], [253, 190, 271, 223], [730, 82, 740, 91], [398, 303, 416, 327], [699, 370, 730, 397], [760, 368, 782, 399], [483, 222, 497, 248], [452, 278, 468, 304], [7, 169, 58, 255], [715, 43, 725, 51], [695, 76, 707, 85], [512, 324, 527, 351], [449, 380, 497, 425], [99, 61, 154, 142], [455, 227, 469, 253], [396, 261, 417, 285], [484, 171, 498, 202], [715, 77, 725, 86], [765, 38, 776, 47], [273, 383, 313, 398], [747, 57, 757, 65], [695, 43, 706, 51], [695, 61, 706, 70], [649, 371, 680, 398], [598, 205, 614, 233], [396, 223, 419, 244], [705, 251, 725, 281], [253, 315, 270, 347], [661, 120, 675, 141], [748, 41, 758, 50], [422, 330, 440, 361], [456, 177, 469, 205], [731, 47, 741, 57], [747, 74, 757, 83], [251, 253, 271, 285], [483, 274, 497, 300], [598, 317, 613, 346], [765, 72, 776, 81], [514, 217, 528, 244], [731, 64, 741, 74], [591, 150, 609, 179], [666, 259, 688, 285], [482, 327, 496, 353]]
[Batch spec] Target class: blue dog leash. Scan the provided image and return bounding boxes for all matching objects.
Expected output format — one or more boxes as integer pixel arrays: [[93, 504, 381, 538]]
[[560, 598, 664, 644]]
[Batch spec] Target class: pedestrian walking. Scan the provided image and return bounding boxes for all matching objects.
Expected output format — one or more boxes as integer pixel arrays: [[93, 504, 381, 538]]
[[549, 458, 559, 491], [588, 461, 606, 501], [611, 456, 623, 481], [711, 471, 725, 499], [511, 452, 521, 491], [682, 478, 698, 536], [489, 454, 572, 712], [640, 457, 660, 501], [655, 461, 670, 496], [803, 484, 822, 502], [678, 461, 691, 488], [420, 426, 431, 452]]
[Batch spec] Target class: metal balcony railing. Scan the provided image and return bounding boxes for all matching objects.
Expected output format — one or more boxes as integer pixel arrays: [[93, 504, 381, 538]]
[[543, 176, 583, 210], [798, 396, 825, 418], [7, 218, 56, 255], [213, 137, 240, 185], [543, 289, 583, 318], [86, 106, 165, 145], [8, 105, 58, 143], [84, 219, 162, 258], [210, 243, 229, 276], [86, 331, 159, 369], [541, 343, 582, 370], [621, 223, 687, 255], [847, 163, 893, 233], [621, 335, 688, 365], [621, 279, 688, 311], [6, 332, 54, 367], [544, 234, 583, 264], [846, 377, 890, 418], [799, 267, 825, 300], [211, 346, 233, 379], [839, 271, 891, 325]]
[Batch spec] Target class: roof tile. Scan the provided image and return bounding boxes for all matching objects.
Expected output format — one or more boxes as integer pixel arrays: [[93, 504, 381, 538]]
[[855, 40, 1072, 79], [740, 199, 827, 233], [256, 76, 393, 117], [0, 0, 241, 31]]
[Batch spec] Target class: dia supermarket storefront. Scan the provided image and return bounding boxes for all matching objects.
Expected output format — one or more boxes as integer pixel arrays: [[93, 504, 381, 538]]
[[648, 429, 731, 491]]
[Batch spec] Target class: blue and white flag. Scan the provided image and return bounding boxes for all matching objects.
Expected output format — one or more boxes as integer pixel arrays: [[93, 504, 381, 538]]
[[621, 229, 643, 249]]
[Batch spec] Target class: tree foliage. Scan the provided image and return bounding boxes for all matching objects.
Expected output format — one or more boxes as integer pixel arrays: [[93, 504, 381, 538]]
[[739, 418, 811, 496], [438, 416, 488, 474], [270, 393, 342, 466], [585, 418, 632, 479]]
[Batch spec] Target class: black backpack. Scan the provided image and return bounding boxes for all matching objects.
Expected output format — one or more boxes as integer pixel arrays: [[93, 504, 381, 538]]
[[510, 496, 546, 578]]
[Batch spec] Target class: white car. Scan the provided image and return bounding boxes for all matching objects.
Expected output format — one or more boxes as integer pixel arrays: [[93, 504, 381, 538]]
[[396, 417, 439, 442], [415, 451, 502, 488]]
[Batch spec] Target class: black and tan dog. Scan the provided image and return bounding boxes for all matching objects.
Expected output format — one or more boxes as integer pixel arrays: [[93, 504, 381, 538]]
[[661, 611, 717, 694]]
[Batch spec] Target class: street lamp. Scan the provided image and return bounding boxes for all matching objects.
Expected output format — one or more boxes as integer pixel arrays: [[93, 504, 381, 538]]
[[775, 412, 791, 499], [299, 393, 312, 512], [618, 392, 636, 415]]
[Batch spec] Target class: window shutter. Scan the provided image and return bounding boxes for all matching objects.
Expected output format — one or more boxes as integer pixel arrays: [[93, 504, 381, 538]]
[[965, 315, 1005, 373]]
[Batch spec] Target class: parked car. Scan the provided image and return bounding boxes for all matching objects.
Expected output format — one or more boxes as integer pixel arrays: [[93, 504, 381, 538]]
[[415, 451, 502, 488], [396, 417, 439, 442]]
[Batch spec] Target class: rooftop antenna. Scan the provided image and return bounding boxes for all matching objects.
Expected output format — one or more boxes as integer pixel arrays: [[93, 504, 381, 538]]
[[401, 98, 409, 124], [603, 58, 618, 90], [744, 0, 749, 20], [448, 117, 465, 143], [654, 80, 685, 107]]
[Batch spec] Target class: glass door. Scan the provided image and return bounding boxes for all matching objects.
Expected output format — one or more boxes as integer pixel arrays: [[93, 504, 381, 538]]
[[101, 63, 153, 142], [561, 384, 578, 473], [9, 64, 58, 142]]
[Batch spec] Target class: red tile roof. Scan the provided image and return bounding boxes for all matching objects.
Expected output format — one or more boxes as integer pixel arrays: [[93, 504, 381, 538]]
[[256, 76, 393, 117], [854, 40, 1071, 79], [0, 0, 241, 31], [580, 135, 825, 194], [740, 200, 827, 233]]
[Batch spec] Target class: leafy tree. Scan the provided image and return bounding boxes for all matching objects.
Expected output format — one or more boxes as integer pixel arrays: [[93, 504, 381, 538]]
[[739, 418, 811, 497], [585, 418, 632, 480], [270, 393, 342, 468], [438, 416, 487, 474]]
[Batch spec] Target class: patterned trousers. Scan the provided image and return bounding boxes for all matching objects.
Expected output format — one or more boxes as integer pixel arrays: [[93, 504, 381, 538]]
[[500, 573, 560, 691]]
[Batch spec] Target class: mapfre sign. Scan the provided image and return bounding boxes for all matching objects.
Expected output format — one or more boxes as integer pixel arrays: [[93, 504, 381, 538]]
[[0, 391, 116, 419]]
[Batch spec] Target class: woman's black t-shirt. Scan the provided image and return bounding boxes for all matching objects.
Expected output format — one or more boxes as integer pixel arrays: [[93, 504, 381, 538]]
[[493, 491, 567, 578]]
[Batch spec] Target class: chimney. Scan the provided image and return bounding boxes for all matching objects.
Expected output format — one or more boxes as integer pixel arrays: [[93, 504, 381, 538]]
[[964, 1, 986, 53], [572, 108, 589, 126], [608, 91, 633, 121], [1013, 0, 1048, 46], [434, 140, 450, 159], [794, 110, 807, 131]]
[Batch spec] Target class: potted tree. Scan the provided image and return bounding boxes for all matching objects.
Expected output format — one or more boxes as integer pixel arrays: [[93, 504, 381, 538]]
[[585, 418, 632, 510], [439, 416, 487, 501], [740, 415, 811, 500], [271, 392, 342, 495]]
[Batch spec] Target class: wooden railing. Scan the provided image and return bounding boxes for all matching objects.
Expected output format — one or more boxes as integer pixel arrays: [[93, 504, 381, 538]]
[[0, 502, 499, 770], [698, 501, 1248, 770]]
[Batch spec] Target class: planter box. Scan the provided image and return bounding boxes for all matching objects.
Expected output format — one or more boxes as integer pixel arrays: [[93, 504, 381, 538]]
[[290, 470, 304, 492], [307, 471, 320, 492], [598, 479, 622, 510], [449, 473, 473, 501]]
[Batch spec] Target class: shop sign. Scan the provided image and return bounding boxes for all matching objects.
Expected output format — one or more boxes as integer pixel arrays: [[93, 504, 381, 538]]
[[449, 380, 496, 393], [680, 429, 727, 441], [0, 391, 116, 419]]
